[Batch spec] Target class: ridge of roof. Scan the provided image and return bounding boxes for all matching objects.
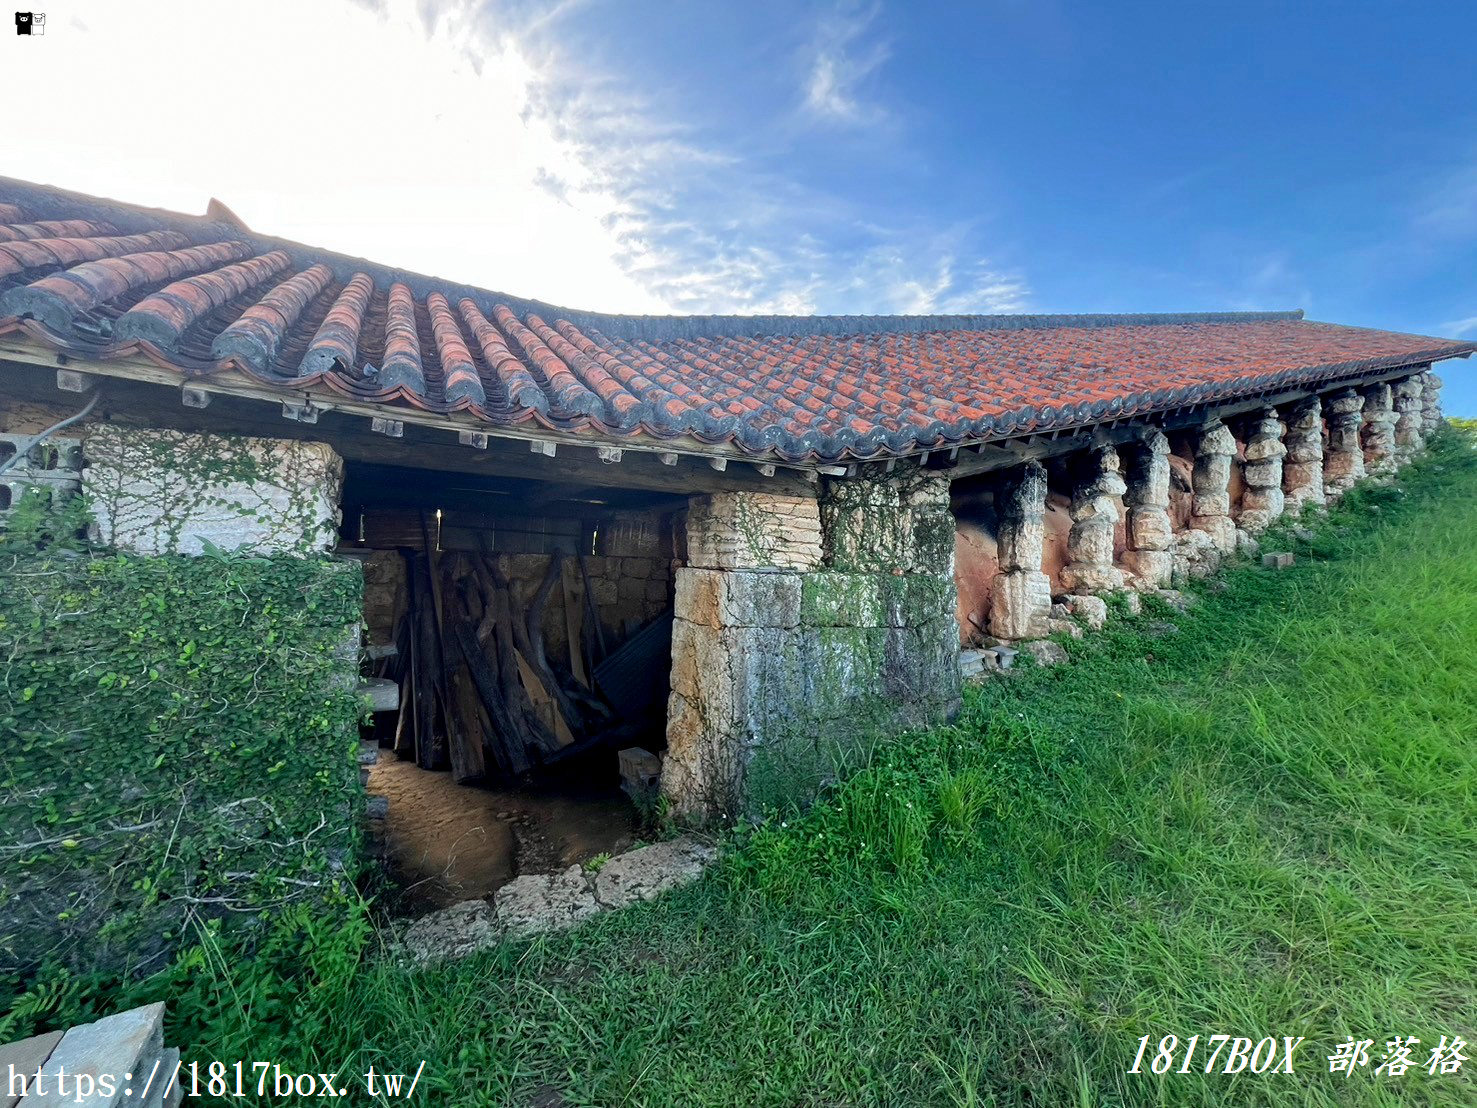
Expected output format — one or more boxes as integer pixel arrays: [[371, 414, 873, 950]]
[[0, 177, 1304, 341]]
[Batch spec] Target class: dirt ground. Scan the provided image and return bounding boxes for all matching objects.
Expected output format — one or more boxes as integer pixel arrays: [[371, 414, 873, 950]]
[[368, 751, 638, 914]]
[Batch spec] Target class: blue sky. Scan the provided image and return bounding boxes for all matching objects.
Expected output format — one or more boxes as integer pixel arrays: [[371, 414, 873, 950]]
[[6, 1, 1475, 410], [474, 0, 1477, 410]]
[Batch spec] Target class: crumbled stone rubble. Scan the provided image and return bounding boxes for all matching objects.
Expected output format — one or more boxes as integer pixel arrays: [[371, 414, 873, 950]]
[[400, 835, 717, 966]]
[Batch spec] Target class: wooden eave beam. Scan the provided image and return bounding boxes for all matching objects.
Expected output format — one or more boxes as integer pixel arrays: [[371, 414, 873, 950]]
[[0, 347, 815, 497]]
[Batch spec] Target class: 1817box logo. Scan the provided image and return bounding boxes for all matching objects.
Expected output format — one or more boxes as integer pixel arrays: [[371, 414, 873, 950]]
[[15, 11, 45, 34]]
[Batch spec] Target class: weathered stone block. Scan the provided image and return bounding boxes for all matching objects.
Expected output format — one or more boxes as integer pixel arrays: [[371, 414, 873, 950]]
[[1059, 562, 1125, 593], [495, 865, 600, 939], [1196, 422, 1236, 457], [1242, 460, 1282, 488], [989, 569, 1052, 640], [1123, 548, 1173, 589], [799, 572, 883, 627], [1124, 431, 1171, 510], [1193, 455, 1232, 494], [1192, 491, 1231, 517], [686, 492, 823, 571], [593, 836, 716, 910], [1063, 594, 1108, 630], [675, 567, 802, 629], [994, 461, 1048, 570], [1241, 487, 1284, 516], [1190, 514, 1237, 553], [820, 463, 953, 574], [1066, 520, 1115, 567], [1129, 508, 1173, 551], [1244, 437, 1286, 462], [997, 515, 1045, 571], [878, 574, 954, 627]]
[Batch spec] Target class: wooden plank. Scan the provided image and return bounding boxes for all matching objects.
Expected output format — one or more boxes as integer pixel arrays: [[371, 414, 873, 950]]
[[451, 619, 530, 776], [447, 664, 487, 784], [515, 649, 575, 747], [561, 561, 589, 688]]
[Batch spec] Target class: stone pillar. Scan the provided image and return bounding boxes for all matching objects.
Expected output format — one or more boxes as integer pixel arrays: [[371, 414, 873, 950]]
[[1060, 446, 1126, 593], [663, 468, 960, 822], [1237, 407, 1286, 536], [1421, 372, 1444, 435], [1360, 382, 1396, 476], [1323, 389, 1365, 498], [1281, 396, 1326, 515], [664, 491, 822, 820], [1188, 420, 1237, 554], [988, 461, 1052, 639], [1392, 376, 1425, 463], [1121, 428, 1173, 590]]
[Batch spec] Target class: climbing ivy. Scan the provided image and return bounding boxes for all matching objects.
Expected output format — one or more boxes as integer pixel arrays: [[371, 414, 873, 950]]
[[0, 504, 364, 982], [83, 425, 342, 556]]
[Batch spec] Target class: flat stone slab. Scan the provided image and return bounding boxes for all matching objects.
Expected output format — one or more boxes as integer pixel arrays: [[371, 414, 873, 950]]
[[24, 1002, 164, 1108], [495, 865, 601, 940], [593, 837, 717, 910], [0, 1029, 64, 1107], [359, 678, 400, 712], [400, 899, 500, 966]]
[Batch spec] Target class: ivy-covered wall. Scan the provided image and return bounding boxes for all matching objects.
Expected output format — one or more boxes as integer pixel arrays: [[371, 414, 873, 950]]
[[0, 539, 364, 980], [663, 464, 961, 820], [83, 425, 343, 556]]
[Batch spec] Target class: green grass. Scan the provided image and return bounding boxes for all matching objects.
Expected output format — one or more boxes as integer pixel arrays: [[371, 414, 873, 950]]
[[10, 433, 1477, 1106]]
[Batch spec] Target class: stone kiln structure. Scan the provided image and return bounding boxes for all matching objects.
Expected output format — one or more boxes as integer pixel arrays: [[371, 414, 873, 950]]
[[1, 177, 1473, 823]]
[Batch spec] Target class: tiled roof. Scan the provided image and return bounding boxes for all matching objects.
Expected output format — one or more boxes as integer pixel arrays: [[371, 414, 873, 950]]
[[0, 180, 1471, 464]]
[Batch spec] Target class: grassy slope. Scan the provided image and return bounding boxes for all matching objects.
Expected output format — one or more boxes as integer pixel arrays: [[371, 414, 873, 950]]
[[15, 436, 1475, 1106], [326, 434, 1475, 1107]]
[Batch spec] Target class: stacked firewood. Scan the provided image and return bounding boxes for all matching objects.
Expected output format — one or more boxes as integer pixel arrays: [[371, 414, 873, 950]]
[[370, 524, 646, 783]]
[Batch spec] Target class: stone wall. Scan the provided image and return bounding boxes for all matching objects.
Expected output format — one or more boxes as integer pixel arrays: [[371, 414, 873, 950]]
[[663, 467, 961, 820], [83, 426, 343, 556]]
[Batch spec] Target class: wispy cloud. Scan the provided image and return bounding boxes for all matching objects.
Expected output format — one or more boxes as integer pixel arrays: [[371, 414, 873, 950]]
[[6, 0, 1026, 320], [801, 1, 892, 125], [1412, 161, 1477, 240], [1442, 315, 1477, 338]]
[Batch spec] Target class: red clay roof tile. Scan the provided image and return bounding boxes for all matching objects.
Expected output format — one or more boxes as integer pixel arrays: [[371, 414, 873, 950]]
[[0, 181, 1471, 463]]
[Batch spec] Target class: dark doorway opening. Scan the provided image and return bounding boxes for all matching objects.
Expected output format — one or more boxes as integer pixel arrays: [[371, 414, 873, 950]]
[[339, 460, 683, 913]]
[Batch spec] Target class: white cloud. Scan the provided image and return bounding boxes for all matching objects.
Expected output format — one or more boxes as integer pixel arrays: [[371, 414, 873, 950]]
[[1442, 315, 1477, 338], [2, 0, 1029, 320], [801, 2, 891, 124], [1, 0, 666, 313]]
